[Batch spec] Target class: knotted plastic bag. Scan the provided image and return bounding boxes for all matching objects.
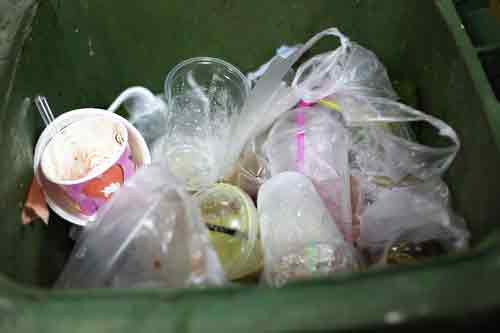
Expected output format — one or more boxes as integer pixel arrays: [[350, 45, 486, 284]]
[[55, 161, 225, 289]]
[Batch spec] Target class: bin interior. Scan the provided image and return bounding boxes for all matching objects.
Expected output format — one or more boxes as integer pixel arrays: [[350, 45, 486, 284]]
[[1, 0, 500, 289]]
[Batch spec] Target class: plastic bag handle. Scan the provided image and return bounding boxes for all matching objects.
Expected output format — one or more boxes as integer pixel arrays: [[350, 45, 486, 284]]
[[292, 28, 351, 101], [107, 86, 160, 115]]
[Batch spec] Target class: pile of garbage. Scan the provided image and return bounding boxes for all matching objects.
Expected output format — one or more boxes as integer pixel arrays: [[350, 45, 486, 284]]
[[31, 28, 469, 289]]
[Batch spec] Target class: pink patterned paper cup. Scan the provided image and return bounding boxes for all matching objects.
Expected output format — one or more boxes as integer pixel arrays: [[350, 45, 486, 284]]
[[39, 114, 139, 218], [60, 145, 136, 216]]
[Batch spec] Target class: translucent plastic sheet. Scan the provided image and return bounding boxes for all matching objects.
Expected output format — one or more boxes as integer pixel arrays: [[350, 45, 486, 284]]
[[56, 161, 225, 289]]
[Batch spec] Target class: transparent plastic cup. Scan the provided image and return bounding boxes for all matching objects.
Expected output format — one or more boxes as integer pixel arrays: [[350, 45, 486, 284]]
[[258, 172, 358, 287], [263, 106, 354, 241], [162, 57, 249, 190], [194, 183, 262, 280]]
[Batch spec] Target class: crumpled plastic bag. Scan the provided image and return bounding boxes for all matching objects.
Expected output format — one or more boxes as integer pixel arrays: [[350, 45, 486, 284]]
[[55, 161, 225, 289], [207, 27, 456, 192], [290, 29, 459, 182], [222, 28, 355, 181], [357, 178, 469, 264], [238, 27, 464, 247], [243, 27, 459, 184]]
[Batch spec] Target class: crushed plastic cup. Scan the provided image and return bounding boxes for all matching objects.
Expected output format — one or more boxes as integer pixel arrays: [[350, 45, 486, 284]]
[[194, 183, 262, 280], [258, 172, 359, 287]]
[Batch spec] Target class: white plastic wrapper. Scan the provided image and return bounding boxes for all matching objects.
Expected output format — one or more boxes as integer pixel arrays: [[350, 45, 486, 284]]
[[358, 179, 469, 264], [263, 106, 354, 241], [55, 161, 225, 289], [258, 172, 359, 287]]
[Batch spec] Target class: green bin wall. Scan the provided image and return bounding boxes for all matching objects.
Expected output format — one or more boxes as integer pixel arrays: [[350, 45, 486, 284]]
[[0, 0, 499, 331]]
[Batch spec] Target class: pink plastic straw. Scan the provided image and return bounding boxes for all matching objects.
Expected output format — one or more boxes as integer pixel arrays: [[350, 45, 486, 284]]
[[295, 101, 314, 173]]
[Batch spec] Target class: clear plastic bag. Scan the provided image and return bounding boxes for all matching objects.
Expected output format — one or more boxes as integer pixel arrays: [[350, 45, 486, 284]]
[[229, 27, 459, 185], [231, 27, 461, 243], [263, 105, 354, 241], [292, 35, 397, 102], [222, 28, 355, 180], [338, 96, 459, 182], [289, 29, 459, 182], [258, 172, 359, 287], [357, 178, 469, 265], [224, 28, 382, 182], [55, 161, 225, 289]]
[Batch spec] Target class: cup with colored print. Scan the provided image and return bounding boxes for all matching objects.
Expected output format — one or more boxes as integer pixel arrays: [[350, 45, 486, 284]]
[[34, 109, 151, 226]]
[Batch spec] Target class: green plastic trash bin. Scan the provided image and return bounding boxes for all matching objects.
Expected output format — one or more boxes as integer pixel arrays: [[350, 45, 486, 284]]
[[1, 0, 500, 331]]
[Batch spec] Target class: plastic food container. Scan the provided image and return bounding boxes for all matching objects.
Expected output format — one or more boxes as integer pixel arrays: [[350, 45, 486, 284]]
[[195, 183, 262, 280]]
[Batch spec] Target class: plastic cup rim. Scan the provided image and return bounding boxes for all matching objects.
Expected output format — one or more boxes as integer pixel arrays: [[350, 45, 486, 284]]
[[164, 56, 250, 104]]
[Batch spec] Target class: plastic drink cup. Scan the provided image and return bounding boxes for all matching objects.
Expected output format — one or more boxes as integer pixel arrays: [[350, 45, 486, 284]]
[[163, 57, 249, 190], [258, 172, 358, 286]]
